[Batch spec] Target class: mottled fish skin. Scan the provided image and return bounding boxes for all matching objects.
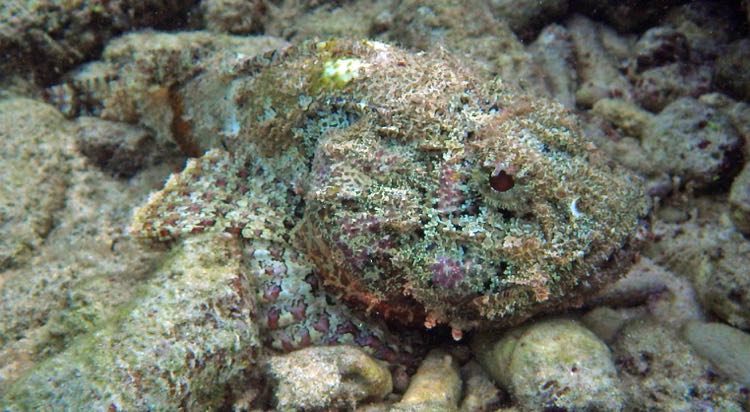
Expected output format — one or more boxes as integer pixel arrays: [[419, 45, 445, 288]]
[[127, 146, 417, 364]]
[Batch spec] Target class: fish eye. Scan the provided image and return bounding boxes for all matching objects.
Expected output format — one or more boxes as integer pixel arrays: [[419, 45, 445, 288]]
[[489, 170, 514, 192]]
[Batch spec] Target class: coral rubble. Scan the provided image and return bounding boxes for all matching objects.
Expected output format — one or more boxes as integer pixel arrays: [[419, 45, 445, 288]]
[[6, 0, 750, 409]]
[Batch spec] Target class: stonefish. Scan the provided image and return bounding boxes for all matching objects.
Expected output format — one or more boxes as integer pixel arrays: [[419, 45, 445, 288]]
[[124, 39, 648, 348]]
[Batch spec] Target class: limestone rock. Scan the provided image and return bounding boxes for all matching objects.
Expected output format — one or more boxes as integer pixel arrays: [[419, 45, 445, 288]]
[[473, 319, 624, 411], [268, 345, 393, 411]]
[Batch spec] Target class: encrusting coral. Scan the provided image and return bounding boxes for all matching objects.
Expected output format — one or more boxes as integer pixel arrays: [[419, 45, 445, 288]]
[[57, 37, 648, 355]]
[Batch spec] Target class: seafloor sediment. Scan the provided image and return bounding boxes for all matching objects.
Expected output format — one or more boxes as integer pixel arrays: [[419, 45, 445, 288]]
[[1, 1, 749, 411]]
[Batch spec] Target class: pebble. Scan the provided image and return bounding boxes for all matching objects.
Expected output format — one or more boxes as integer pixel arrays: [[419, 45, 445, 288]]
[[730, 163, 750, 235], [268, 345, 392, 411], [612, 318, 746, 410], [682, 321, 750, 385], [473, 318, 624, 411], [392, 349, 462, 411]]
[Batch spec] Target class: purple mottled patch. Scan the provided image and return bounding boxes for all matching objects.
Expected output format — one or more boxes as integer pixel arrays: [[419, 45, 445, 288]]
[[431, 256, 464, 288]]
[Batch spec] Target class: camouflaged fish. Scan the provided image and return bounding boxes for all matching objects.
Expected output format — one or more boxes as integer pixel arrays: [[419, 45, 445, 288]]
[[53, 37, 649, 353]]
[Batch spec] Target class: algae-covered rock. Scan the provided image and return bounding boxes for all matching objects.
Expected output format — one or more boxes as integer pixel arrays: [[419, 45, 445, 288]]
[[647, 220, 750, 330], [644, 98, 743, 188], [589, 257, 704, 330], [0, 0, 195, 82], [612, 318, 746, 411], [634, 64, 712, 113], [0, 97, 73, 388], [528, 24, 577, 109], [0, 159, 172, 389], [664, 1, 739, 62], [594, 97, 744, 189], [46, 31, 288, 155], [74, 116, 179, 178], [730, 163, 750, 235], [0, 96, 179, 388], [567, 15, 633, 108], [392, 349, 462, 411], [715, 38, 750, 102], [580, 113, 660, 187], [573, 0, 682, 32], [627, 25, 712, 112], [201, 0, 268, 34], [268, 345, 393, 411], [581, 307, 632, 344], [265, 0, 390, 42], [683, 321, 750, 386], [387, 0, 547, 95], [1, 233, 262, 410], [0, 98, 71, 271], [473, 318, 624, 411], [629, 27, 690, 75], [487, 0, 569, 40], [592, 98, 652, 138], [459, 360, 505, 412]]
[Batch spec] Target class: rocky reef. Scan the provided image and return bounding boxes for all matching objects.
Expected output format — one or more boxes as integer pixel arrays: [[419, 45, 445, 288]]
[[2, 0, 750, 410]]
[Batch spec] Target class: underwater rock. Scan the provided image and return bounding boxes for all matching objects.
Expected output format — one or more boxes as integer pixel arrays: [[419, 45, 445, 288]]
[[265, 0, 390, 42], [626, 26, 712, 112], [120, 38, 648, 334], [529, 24, 577, 109], [716, 39, 750, 102], [459, 360, 505, 412], [74, 116, 178, 178], [473, 318, 624, 412], [725, 100, 750, 158], [730, 163, 750, 235], [0, 0, 196, 83], [683, 321, 750, 386], [591, 98, 651, 138], [0, 93, 178, 389], [487, 0, 569, 41], [647, 220, 750, 331], [612, 318, 747, 411], [268, 345, 393, 411], [629, 27, 690, 75], [45, 31, 288, 155], [594, 97, 744, 189], [590, 257, 704, 330], [1, 233, 262, 410], [0, 98, 71, 271], [201, 0, 268, 34], [387, 0, 547, 96], [582, 306, 634, 344], [0, 151, 172, 390], [392, 349, 462, 411], [579, 112, 664, 193], [572, 0, 684, 32], [567, 15, 633, 108], [664, 1, 740, 62], [0, 97, 74, 388], [634, 64, 712, 113]]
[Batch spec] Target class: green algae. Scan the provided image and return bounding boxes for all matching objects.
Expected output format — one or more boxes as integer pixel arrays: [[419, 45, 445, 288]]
[[2, 234, 261, 410]]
